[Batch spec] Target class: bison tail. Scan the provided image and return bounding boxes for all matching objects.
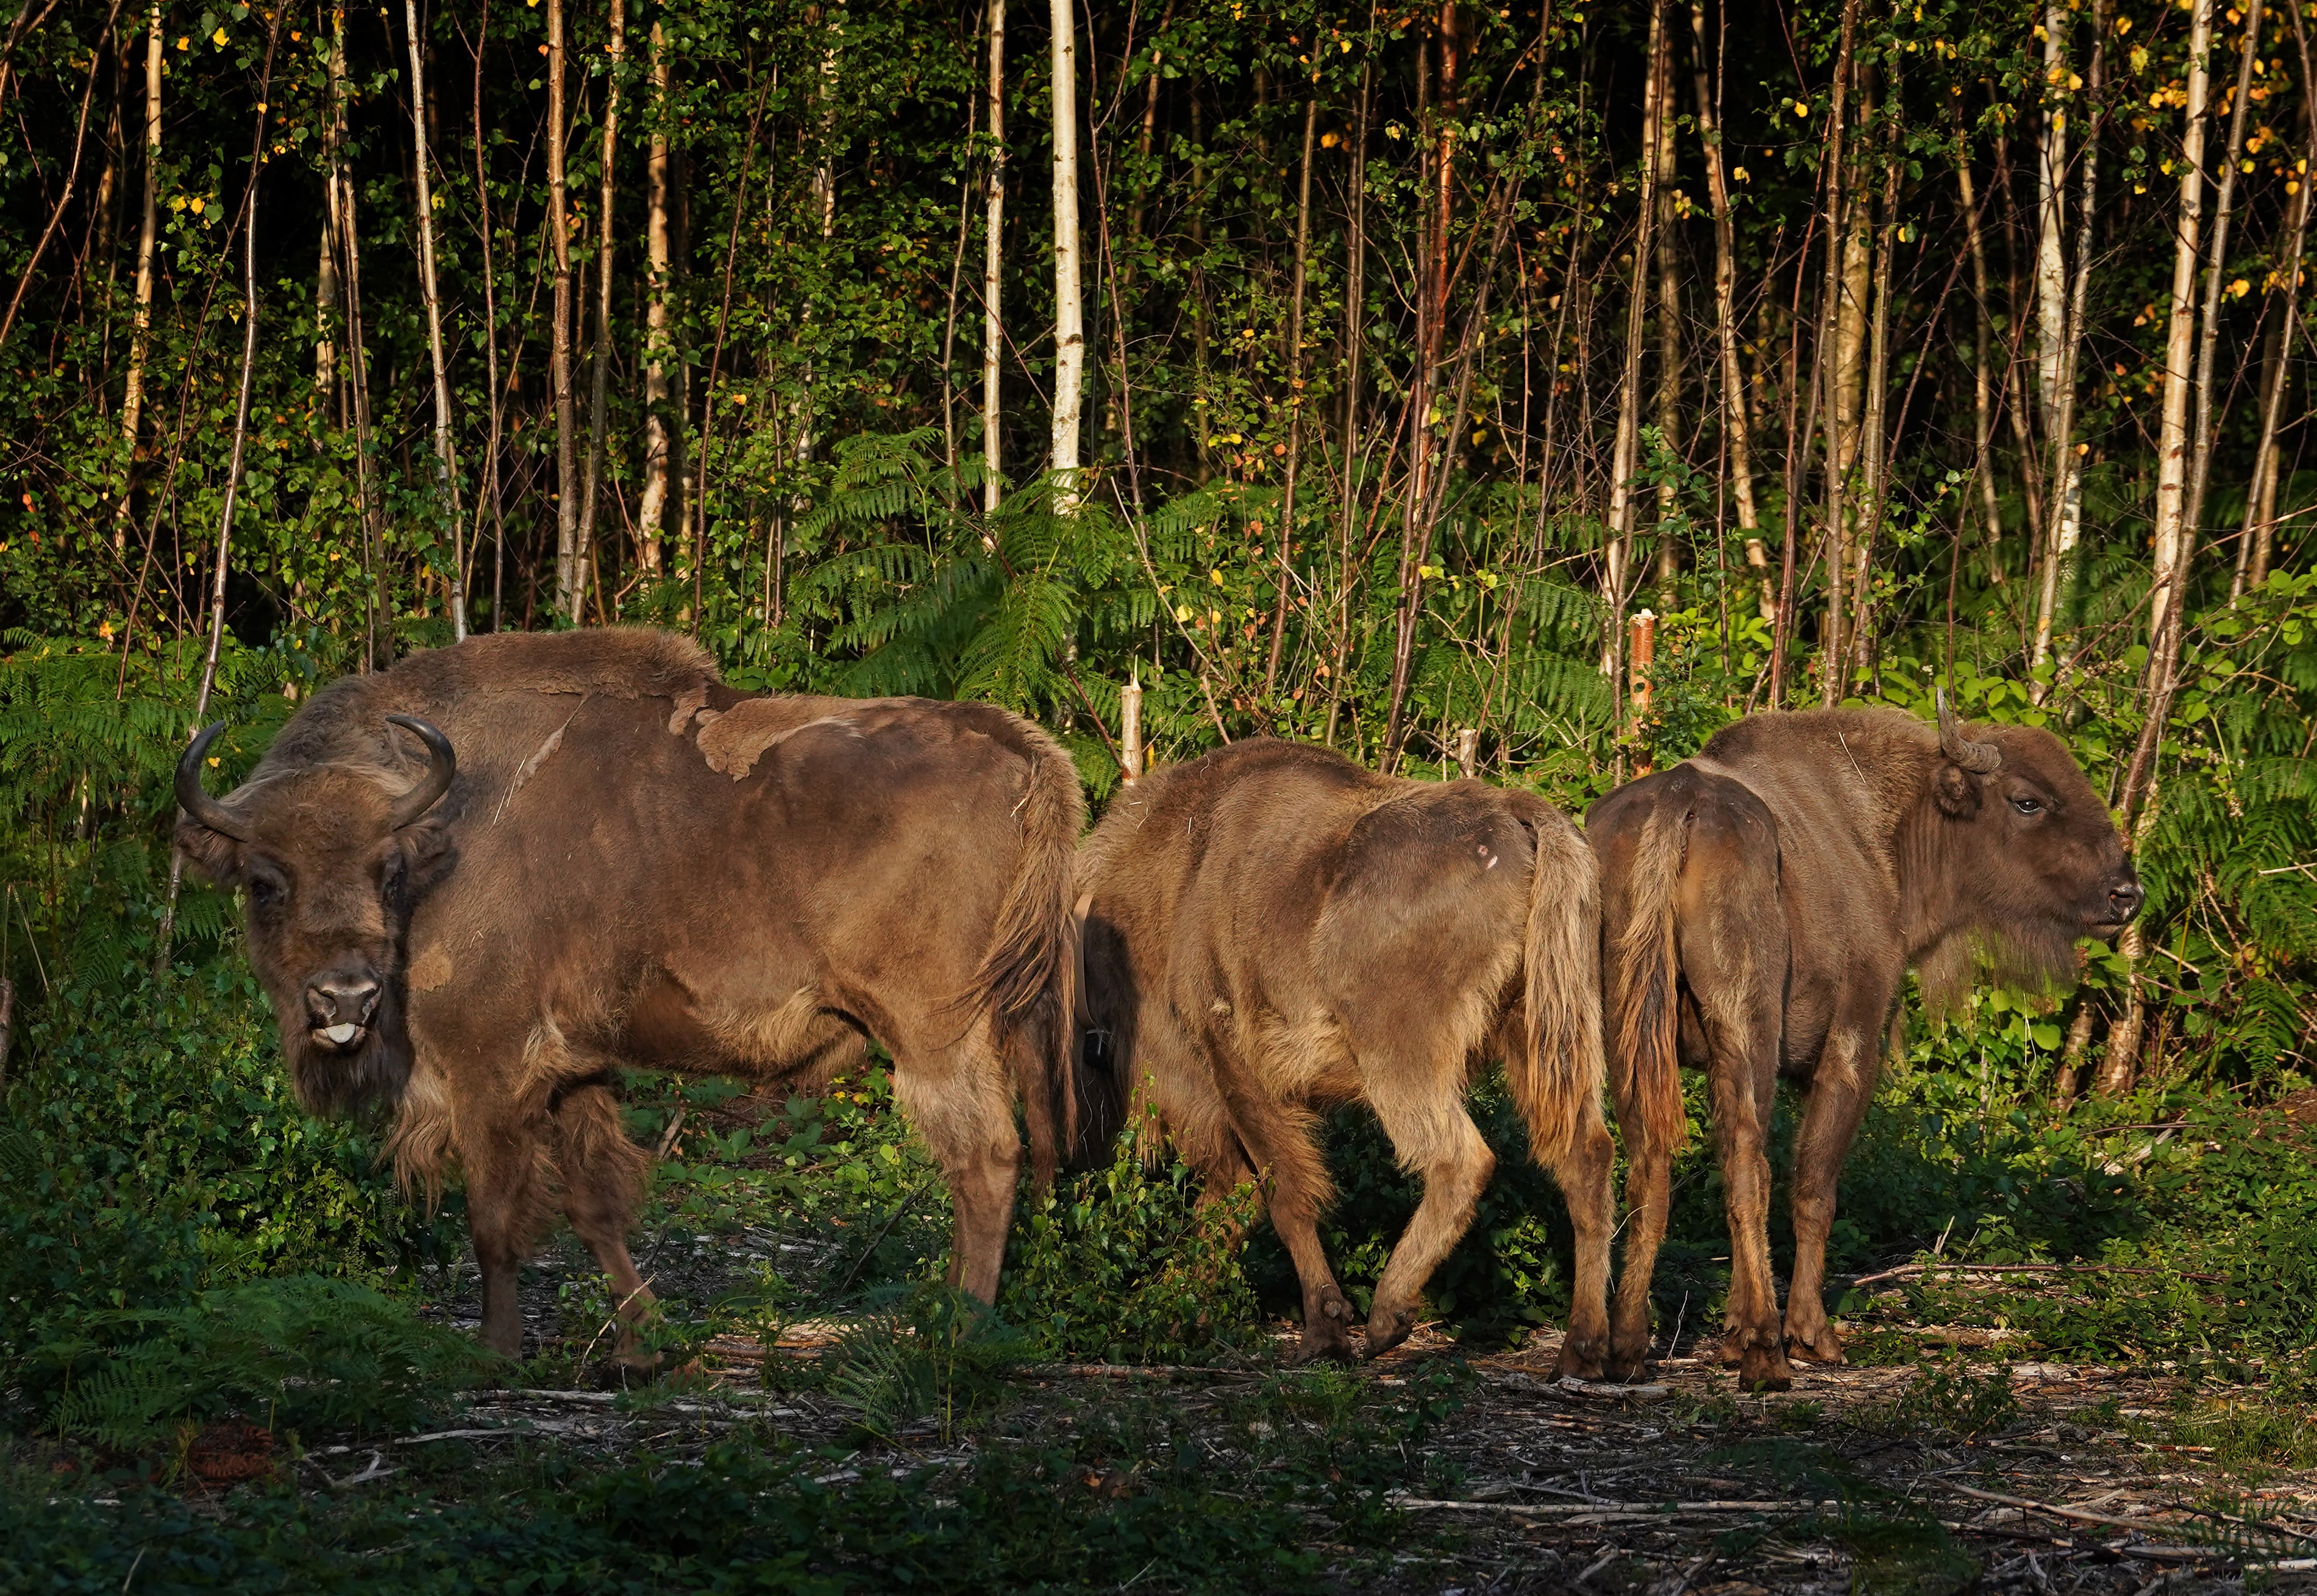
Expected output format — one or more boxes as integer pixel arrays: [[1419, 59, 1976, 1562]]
[[1511, 809, 1607, 1166], [970, 725, 1086, 1188], [1611, 800, 1690, 1163]]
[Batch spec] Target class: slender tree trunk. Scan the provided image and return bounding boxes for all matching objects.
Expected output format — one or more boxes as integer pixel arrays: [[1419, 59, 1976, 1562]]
[[115, 0, 161, 555], [1048, 0, 1083, 508], [1953, 105, 2006, 587], [470, 0, 508, 628], [1692, 1, 1767, 619], [1651, 17, 1682, 601], [1813, 0, 1862, 705], [1264, 97, 1319, 696], [942, 20, 978, 486], [405, 0, 467, 638], [548, 0, 583, 619], [1325, 54, 1372, 750], [638, 21, 672, 574], [1603, 0, 1665, 692], [158, 7, 282, 975], [578, 0, 625, 588], [1381, 8, 1461, 771], [983, 0, 1006, 514], [2187, 0, 2263, 539], [2238, 11, 2311, 597], [2104, 0, 2216, 1097], [1847, 111, 1899, 673], [2031, 0, 2110, 692]]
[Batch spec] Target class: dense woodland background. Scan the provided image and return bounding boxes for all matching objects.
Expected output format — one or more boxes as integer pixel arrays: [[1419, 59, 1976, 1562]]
[[2, 0, 2315, 1164]]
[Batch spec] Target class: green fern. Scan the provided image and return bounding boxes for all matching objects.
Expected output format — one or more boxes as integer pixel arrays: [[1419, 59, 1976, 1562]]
[[49, 1275, 504, 1447]]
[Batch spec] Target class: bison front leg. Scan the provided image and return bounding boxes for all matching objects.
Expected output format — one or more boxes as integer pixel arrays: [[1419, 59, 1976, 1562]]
[[1782, 1021, 1882, 1369], [552, 1084, 658, 1366], [461, 1130, 548, 1363]]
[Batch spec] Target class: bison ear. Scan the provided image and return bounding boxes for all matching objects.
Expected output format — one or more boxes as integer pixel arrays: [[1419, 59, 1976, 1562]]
[[174, 816, 244, 886], [396, 815, 458, 889], [1933, 763, 1982, 819]]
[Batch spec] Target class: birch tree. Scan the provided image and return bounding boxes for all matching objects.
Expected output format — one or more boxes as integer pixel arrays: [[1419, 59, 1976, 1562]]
[[1048, 0, 1083, 508], [404, 0, 466, 638], [983, 0, 1005, 515], [638, 20, 672, 574], [2103, 0, 2216, 1095], [115, 0, 161, 552]]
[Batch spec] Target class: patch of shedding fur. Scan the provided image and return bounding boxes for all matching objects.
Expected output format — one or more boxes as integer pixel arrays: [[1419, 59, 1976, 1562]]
[[494, 699, 588, 824], [666, 682, 709, 734], [408, 944, 453, 992], [695, 703, 860, 780]]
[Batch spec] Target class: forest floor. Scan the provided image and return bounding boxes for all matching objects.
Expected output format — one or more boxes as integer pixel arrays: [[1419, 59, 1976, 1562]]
[[16, 1085, 2317, 1594], [284, 1161, 2316, 1596]]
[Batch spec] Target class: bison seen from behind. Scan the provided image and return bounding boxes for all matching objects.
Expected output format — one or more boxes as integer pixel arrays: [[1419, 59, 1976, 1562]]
[[174, 629, 1081, 1357], [1077, 740, 1619, 1372], [1587, 700, 2141, 1390]]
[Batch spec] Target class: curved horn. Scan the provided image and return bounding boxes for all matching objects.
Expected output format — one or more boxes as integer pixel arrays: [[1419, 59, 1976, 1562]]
[[176, 722, 255, 841], [383, 714, 457, 829], [1935, 689, 2002, 774]]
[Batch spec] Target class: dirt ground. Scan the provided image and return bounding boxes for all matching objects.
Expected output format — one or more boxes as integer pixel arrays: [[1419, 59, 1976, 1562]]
[[382, 1267, 2317, 1596]]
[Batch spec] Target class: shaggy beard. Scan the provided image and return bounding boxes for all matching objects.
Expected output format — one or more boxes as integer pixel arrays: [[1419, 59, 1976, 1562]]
[[1915, 919, 2088, 1021], [276, 993, 414, 1119]]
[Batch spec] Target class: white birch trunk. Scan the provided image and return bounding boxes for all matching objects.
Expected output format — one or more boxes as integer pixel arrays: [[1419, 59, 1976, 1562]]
[[116, 0, 161, 552], [1047, 0, 1083, 510], [983, 0, 1006, 516], [638, 21, 671, 574], [2147, 0, 2215, 666], [404, 0, 466, 638]]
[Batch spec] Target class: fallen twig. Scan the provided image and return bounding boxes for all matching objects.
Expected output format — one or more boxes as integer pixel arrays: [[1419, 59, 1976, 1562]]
[[1949, 1483, 2317, 1550], [1388, 1492, 1826, 1516], [1849, 1261, 2226, 1288]]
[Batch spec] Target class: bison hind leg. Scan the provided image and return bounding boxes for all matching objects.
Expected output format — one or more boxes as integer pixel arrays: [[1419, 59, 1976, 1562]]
[[889, 1023, 1021, 1306], [1358, 1071, 1497, 1360]]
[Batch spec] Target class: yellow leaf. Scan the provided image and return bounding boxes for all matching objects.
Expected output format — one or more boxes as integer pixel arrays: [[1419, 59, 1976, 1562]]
[[212, 26, 228, 44]]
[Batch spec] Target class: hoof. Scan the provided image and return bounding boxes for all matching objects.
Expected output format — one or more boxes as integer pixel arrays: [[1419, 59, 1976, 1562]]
[[1287, 1330, 1356, 1365], [1786, 1326, 1846, 1366], [1712, 1332, 1746, 1369], [1554, 1338, 1611, 1383], [1290, 1286, 1356, 1364], [1600, 1350, 1651, 1384], [1739, 1344, 1793, 1392], [1363, 1304, 1417, 1359]]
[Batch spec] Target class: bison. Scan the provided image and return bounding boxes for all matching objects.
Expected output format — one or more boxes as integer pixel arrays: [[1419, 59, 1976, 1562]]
[[1076, 739, 1617, 1372], [1586, 699, 2141, 1390], [173, 629, 1081, 1357]]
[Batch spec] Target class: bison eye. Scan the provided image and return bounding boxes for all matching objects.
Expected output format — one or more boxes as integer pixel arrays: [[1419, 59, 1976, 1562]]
[[2012, 796, 2044, 816], [248, 875, 283, 908]]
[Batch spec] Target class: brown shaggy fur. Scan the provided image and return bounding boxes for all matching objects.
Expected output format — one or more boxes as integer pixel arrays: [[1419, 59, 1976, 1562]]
[[1077, 739, 1619, 1373], [1586, 707, 2141, 1391], [176, 628, 1083, 1359]]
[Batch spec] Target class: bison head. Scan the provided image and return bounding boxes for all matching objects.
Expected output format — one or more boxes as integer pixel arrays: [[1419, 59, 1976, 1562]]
[[173, 716, 457, 1116], [1918, 693, 2143, 1003]]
